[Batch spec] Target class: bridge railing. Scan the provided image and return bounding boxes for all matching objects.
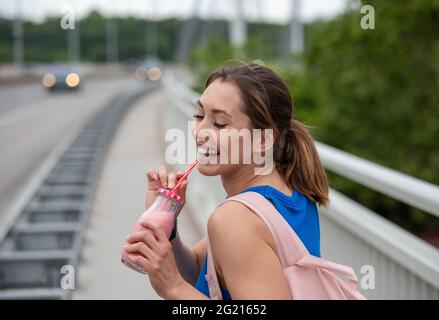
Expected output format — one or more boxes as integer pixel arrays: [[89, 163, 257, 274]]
[[161, 70, 439, 299]]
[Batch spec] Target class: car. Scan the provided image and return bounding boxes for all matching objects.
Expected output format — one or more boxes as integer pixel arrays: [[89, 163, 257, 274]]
[[42, 65, 81, 91], [133, 56, 162, 82]]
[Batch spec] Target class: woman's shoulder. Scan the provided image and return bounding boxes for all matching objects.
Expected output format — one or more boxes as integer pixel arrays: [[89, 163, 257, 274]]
[[207, 200, 277, 253], [208, 201, 257, 233], [206, 200, 291, 299]]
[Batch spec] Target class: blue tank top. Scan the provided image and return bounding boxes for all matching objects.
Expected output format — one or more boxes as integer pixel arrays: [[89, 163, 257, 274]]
[[194, 185, 321, 300]]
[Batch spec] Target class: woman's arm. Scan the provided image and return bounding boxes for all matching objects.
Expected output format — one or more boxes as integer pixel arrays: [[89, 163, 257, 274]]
[[207, 201, 292, 299], [167, 201, 291, 299], [123, 201, 290, 300], [170, 233, 207, 285]]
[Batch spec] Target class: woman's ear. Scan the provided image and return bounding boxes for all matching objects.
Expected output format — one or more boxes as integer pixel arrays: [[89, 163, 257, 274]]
[[253, 129, 275, 176]]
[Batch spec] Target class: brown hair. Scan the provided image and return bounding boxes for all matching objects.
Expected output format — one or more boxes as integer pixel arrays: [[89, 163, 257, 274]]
[[205, 61, 329, 206]]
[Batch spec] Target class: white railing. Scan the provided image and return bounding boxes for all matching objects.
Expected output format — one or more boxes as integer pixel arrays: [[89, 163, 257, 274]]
[[161, 70, 439, 300], [316, 143, 439, 218]]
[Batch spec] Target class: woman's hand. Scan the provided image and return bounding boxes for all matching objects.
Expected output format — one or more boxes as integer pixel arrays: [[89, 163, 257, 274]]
[[123, 219, 186, 299], [145, 166, 189, 217]]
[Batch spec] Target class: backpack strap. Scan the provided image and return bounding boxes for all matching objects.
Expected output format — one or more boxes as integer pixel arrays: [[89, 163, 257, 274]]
[[205, 190, 306, 299], [205, 239, 223, 300], [225, 192, 360, 286], [205, 191, 362, 300], [221, 191, 309, 266]]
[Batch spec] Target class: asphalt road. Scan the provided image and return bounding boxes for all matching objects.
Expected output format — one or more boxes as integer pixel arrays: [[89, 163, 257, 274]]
[[0, 75, 144, 225]]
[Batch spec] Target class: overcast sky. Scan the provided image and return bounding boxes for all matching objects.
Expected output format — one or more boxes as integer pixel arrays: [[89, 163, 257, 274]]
[[0, 0, 348, 23]]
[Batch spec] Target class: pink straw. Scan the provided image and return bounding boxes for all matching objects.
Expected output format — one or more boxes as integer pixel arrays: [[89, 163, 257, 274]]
[[170, 159, 198, 193], [157, 159, 198, 211]]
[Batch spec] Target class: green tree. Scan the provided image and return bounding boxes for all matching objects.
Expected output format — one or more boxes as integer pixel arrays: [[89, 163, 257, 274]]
[[296, 0, 439, 234]]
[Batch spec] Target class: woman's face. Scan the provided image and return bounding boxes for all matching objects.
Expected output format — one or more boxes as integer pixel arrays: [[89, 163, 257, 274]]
[[193, 79, 254, 177]]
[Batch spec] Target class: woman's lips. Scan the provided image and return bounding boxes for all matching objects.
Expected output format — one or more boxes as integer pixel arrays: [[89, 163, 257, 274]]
[[197, 147, 220, 162]]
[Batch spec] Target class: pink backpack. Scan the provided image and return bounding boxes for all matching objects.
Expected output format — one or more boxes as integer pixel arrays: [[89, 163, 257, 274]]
[[205, 191, 366, 300]]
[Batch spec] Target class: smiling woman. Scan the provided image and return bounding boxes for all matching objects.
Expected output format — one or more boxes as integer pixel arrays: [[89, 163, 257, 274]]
[[123, 61, 363, 300]]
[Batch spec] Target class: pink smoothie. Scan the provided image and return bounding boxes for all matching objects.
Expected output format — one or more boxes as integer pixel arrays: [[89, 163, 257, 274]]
[[122, 186, 183, 273], [132, 209, 175, 238], [121, 208, 175, 273]]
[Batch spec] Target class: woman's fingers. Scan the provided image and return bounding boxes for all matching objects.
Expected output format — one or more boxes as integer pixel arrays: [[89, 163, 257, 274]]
[[126, 230, 160, 251], [147, 168, 187, 190], [158, 166, 168, 188], [146, 169, 160, 189], [168, 171, 186, 189], [124, 242, 157, 261], [146, 169, 158, 181], [126, 230, 154, 243], [168, 172, 177, 189], [124, 222, 172, 274], [125, 253, 154, 272], [140, 219, 168, 243]]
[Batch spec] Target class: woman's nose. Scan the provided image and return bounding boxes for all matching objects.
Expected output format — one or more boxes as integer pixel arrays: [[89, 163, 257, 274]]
[[194, 126, 215, 147], [195, 132, 209, 146]]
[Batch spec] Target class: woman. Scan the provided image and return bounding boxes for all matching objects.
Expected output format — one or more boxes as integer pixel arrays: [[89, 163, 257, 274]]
[[123, 61, 329, 299]]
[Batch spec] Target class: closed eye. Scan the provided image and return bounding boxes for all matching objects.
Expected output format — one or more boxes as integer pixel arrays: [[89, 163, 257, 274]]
[[214, 122, 226, 129], [193, 113, 204, 120], [194, 113, 227, 129]]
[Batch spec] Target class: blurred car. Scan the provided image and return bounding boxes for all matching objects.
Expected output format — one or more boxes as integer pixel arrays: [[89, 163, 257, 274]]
[[133, 55, 162, 82], [42, 65, 81, 91]]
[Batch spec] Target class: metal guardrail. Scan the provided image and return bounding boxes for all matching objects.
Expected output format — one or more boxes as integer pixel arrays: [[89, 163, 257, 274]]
[[316, 143, 439, 218], [161, 70, 439, 299], [0, 84, 157, 299]]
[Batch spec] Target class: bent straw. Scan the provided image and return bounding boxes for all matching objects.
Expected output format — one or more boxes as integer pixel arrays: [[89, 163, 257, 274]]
[[170, 159, 198, 194], [157, 159, 198, 212]]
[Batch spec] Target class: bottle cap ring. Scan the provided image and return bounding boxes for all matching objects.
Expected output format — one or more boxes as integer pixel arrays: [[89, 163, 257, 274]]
[[158, 188, 182, 203]]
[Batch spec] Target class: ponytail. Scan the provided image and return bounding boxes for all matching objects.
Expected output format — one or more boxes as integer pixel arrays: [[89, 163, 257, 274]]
[[276, 120, 329, 206]]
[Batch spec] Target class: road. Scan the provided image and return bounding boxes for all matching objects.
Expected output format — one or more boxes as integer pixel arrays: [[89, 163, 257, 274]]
[[0, 72, 204, 299], [0, 76, 144, 226]]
